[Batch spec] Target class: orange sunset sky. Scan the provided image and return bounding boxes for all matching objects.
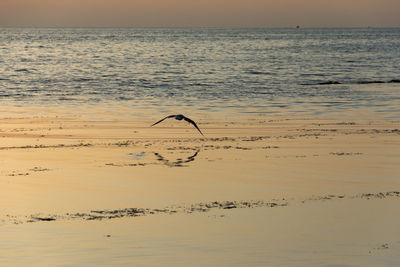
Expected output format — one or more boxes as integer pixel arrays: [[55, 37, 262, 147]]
[[0, 0, 399, 28]]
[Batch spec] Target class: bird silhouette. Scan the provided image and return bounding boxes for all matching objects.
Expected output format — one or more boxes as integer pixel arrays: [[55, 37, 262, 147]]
[[151, 114, 204, 135]]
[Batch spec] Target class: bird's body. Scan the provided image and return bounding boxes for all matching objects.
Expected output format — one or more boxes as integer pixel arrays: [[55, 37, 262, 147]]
[[151, 114, 204, 135]]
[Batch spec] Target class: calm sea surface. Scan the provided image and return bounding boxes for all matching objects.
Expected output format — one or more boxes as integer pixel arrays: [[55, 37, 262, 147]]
[[0, 28, 399, 117]]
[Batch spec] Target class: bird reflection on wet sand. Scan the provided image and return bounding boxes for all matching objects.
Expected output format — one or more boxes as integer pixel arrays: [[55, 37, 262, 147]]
[[154, 149, 200, 167]]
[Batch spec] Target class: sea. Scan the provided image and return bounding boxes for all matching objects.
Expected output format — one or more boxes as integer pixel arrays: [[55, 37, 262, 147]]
[[0, 28, 399, 118]]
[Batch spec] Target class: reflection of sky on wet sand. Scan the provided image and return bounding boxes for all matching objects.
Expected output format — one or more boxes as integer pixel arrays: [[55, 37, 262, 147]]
[[0, 109, 399, 265], [0, 111, 399, 215], [2, 198, 400, 266]]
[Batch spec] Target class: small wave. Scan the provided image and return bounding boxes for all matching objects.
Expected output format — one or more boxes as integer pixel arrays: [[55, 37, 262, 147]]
[[301, 81, 341, 85], [73, 78, 93, 82], [26, 89, 42, 92], [319, 81, 341, 85], [353, 79, 400, 85], [247, 71, 271, 75], [58, 97, 77, 101], [302, 79, 400, 86], [357, 80, 385, 84], [88, 91, 100, 95], [117, 96, 133, 101], [15, 68, 30, 72]]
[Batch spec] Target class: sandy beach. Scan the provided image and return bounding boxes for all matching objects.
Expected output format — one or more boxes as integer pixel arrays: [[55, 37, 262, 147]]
[[0, 108, 399, 266]]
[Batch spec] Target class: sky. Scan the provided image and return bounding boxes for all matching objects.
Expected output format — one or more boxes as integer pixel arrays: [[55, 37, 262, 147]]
[[0, 0, 399, 28]]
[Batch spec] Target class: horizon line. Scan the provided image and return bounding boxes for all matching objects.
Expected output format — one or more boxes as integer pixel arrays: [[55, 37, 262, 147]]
[[1, 26, 399, 29]]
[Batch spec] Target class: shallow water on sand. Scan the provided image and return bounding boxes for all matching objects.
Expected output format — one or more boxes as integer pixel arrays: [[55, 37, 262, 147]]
[[0, 111, 399, 265], [2, 199, 400, 266]]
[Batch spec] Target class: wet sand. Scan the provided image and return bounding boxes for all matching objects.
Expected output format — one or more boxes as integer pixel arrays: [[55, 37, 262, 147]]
[[2, 198, 400, 266], [1, 109, 399, 265]]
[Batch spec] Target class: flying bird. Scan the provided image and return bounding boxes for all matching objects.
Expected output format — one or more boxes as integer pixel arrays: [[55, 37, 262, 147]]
[[151, 114, 204, 136]]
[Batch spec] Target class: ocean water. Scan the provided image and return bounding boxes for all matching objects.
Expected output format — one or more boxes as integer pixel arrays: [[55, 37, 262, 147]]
[[0, 28, 399, 117]]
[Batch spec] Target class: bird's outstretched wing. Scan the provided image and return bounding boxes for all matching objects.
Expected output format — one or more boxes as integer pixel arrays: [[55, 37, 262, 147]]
[[183, 116, 204, 136], [151, 115, 176, 126]]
